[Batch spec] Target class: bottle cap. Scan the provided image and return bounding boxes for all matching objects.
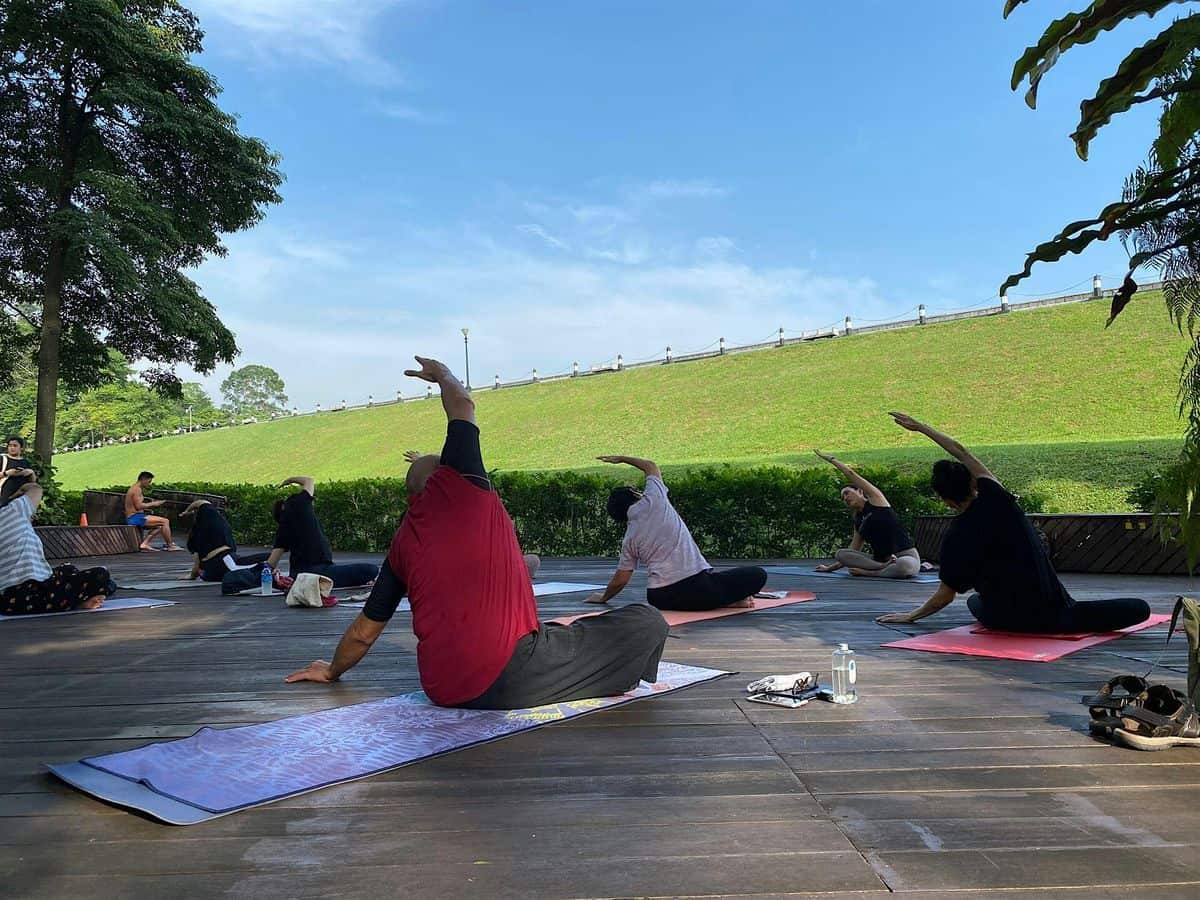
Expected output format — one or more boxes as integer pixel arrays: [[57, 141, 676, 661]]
[[838, 643, 850, 652]]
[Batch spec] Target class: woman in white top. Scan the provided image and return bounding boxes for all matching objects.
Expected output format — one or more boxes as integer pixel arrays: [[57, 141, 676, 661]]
[[0, 484, 115, 615], [587, 455, 767, 611]]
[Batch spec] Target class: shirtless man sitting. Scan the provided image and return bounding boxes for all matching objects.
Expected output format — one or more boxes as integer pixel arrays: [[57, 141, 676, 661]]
[[124, 471, 179, 552]]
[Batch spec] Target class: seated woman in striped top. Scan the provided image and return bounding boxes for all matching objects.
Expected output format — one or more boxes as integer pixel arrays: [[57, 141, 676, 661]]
[[0, 484, 116, 615], [812, 450, 922, 579]]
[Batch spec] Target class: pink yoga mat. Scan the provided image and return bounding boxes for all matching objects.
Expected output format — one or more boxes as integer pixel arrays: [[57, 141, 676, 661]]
[[549, 591, 816, 628], [881, 613, 1172, 661]]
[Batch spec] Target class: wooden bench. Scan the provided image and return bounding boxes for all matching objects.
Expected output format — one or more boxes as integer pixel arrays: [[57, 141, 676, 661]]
[[913, 512, 1190, 575], [35, 525, 142, 560], [83, 489, 226, 537]]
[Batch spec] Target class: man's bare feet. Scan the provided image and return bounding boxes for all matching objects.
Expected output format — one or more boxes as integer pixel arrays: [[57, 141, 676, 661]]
[[584, 592, 609, 605], [78, 596, 106, 610], [138, 544, 159, 552], [727, 597, 755, 609]]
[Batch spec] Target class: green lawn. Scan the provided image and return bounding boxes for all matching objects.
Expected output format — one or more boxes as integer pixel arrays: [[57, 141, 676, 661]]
[[57, 294, 1189, 511]]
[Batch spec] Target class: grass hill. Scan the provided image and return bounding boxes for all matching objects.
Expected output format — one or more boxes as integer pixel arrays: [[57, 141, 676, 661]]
[[56, 293, 1189, 511]]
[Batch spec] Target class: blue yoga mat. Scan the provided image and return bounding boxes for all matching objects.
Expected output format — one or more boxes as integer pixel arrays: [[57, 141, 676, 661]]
[[763, 565, 942, 584], [50, 661, 729, 824]]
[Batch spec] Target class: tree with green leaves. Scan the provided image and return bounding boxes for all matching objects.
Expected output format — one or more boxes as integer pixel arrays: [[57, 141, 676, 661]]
[[1001, 0, 1200, 554], [0, 0, 283, 462], [220, 364, 288, 419]]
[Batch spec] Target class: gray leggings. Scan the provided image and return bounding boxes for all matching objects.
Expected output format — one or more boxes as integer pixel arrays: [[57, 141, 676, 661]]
[[834, 546, 921, 578]]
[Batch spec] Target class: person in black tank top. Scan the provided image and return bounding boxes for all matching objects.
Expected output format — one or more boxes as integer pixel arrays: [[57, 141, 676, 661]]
[[814, 450, 922, 578]]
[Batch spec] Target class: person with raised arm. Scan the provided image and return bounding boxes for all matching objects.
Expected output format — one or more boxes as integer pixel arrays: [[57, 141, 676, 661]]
[[812, 450, 921, 578], [286, 357, 668, 709], [589, 455, 768, 610], [403, 448, 541, 579], [875, 413, 1149, 633], [262, 476, 378, 588], [124, 471, 180, 552]]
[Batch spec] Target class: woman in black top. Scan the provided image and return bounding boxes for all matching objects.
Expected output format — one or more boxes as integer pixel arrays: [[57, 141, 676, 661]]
[[181, 501, 270, 582], [0, 436, 36, 506], [813, 450, 922, 578]]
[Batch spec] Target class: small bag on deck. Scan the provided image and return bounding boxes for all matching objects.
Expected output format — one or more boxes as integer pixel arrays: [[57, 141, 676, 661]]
[[1171, 596, 1200, 707]]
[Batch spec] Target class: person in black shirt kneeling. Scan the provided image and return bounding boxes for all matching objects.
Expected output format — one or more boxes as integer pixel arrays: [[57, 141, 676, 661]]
[[264, 476, 379, 588], [875, 413, 1149, 634], [813, 449, 921, 578]]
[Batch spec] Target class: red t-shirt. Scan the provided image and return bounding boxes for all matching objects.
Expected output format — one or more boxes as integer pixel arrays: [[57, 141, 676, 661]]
[[387, 466, 539, 706]]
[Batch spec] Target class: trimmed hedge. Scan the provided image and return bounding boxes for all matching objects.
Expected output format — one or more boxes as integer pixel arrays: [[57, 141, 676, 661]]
[[122, 465, 949, 559]]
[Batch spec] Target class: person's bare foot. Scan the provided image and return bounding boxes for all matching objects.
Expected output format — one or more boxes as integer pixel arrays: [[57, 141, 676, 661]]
[[584, 592, 608, 605], [847, 567, 879, 577], [727, 597, 755, 609], [138, 544, 159, 552], [78, 596, 106, 610]]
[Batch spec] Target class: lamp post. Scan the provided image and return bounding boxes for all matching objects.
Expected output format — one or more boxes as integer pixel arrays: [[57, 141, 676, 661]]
[[186, 405, 193, 431], [461, 328, 471, 390]]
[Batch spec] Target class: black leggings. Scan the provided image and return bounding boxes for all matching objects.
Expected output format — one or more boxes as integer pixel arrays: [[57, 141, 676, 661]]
[[646, 566, 768, 612], [1, 565, 116, 616], [968, 594, 1151, 634]]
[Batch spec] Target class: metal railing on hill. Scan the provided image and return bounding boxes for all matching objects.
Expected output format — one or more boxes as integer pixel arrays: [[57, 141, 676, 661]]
[[56, 277, 1163, 453]]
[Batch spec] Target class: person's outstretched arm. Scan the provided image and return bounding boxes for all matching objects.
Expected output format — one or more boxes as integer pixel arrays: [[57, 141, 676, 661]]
[[279, 476, 316, 496], [889, 413, 996, 483], [285, 614, 388, 683], [405, 356, 474, 423], [875, 582, 957, 624], [596, 455, 662, 479], [813, 450, 888, 505], [586, 569, 633, 605]]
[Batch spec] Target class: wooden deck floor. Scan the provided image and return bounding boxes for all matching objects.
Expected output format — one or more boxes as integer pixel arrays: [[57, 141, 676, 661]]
[[2, 552, 1198, 899]]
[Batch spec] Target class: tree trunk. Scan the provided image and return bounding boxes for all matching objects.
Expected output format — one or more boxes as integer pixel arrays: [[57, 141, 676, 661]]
[[34, 242, 66, 462]]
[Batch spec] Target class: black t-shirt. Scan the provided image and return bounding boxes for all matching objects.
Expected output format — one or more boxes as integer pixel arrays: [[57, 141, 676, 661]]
[[0, 456, 32, 504], [186, 504, 236, 559], [939, 477, 1071, 615], [274, 491, 333, 572], [853, 502, 913, 561]]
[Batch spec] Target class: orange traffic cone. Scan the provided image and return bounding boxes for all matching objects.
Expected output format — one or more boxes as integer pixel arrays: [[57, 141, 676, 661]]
[[79, 513, 88, 527]]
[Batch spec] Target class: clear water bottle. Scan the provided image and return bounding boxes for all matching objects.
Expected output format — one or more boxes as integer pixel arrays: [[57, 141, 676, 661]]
[[831, 643, 857, 704], [260, 563, 273, 596]]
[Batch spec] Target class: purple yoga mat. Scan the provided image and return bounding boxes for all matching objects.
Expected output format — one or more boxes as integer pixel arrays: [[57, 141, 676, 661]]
[[50, 661, 728, 823]]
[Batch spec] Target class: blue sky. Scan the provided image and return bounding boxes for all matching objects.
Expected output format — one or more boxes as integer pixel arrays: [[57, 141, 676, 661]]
[[180, 1, 1171, 408]]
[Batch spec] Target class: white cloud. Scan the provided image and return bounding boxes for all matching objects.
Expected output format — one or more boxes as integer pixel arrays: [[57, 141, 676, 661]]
[[191, 0, 413, 85], [695, 236, 738, 259], [377, 103, 449, 124], [518, 224, 570, 252], [641, 179, 730, 200]]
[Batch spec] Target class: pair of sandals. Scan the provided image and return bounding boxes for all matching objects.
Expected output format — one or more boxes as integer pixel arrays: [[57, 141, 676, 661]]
[[1085, 675, 1200, 751]]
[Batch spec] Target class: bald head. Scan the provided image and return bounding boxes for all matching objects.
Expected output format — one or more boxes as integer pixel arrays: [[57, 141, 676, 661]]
[[406, 454, 441, 494]]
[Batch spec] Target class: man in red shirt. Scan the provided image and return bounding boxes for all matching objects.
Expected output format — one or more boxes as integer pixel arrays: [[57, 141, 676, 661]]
[[286, 356, 669, 709]]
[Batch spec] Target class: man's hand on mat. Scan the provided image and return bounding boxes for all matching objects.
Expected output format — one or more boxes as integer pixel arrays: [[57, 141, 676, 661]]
[[403, 450, 421, 464], [814, 563, 837, 573], [889, 412, 923, 432], [285, 660, 338, 683], [875, 611, 918, 624], [404, 356, 451, 383], [585, 592, 609, 604]]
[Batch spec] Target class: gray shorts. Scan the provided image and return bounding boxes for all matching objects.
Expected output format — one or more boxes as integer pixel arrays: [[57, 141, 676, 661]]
[[460, 604, 669, 710]]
